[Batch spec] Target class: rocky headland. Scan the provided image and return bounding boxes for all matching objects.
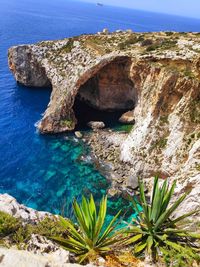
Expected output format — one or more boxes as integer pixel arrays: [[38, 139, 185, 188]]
[[8, 30, 200, 219]]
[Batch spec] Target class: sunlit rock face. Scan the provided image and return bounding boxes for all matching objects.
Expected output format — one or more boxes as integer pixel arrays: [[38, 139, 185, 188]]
[[8, 45, 51, 88], [8, 31, 200, 217], [77, 57, 136, 111]]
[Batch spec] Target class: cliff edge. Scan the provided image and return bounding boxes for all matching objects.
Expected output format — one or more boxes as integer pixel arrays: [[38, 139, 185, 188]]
[[8, 31, 200, 216]]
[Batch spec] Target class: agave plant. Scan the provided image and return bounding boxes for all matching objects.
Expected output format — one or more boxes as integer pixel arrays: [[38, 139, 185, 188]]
[[52, 195, 125, 263], [127, 176, 200, 263]]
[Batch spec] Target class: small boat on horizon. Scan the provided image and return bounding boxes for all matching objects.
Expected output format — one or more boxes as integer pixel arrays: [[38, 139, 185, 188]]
[[97, 2, 104, 7]]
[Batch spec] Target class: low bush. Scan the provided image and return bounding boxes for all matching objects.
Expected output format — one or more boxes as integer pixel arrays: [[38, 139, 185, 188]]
[[0, 211, 20, 238]]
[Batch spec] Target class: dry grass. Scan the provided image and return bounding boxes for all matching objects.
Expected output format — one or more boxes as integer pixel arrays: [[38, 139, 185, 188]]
[[104, 252, 143, 267]]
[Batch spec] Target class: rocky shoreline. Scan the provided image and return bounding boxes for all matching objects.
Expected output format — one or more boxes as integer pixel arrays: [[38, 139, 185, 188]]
[[8, 31, 200, 219], [84, 128, 139, 196]]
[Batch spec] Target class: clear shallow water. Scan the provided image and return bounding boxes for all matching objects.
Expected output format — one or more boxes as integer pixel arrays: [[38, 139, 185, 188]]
[[1, 0, 200, 218]]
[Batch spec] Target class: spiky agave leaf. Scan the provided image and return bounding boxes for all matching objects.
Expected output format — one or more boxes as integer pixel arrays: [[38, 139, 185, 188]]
[[127, 177, 200, 263], [52, 195, 127, 263]]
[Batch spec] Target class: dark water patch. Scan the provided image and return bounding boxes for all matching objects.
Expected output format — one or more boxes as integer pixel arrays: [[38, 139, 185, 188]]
[[73, 98, 127, 130]]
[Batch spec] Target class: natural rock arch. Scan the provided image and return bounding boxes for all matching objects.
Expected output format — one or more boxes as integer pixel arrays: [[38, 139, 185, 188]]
[[8, 44, 138, 133], [38, 55, 138, 133], [75, 57, 136, 112]]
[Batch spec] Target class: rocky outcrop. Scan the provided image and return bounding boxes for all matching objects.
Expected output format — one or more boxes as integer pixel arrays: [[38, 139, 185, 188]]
[[0, 247, 96, 267], [8, 31, 200, 216], [0, 194, 52, 223], [8, 45, 51, 87]]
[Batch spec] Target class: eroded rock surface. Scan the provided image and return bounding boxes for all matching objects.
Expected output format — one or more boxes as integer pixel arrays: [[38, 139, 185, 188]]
[[8, 31, 200, 217], [0, 194, 52, 223], [0, 247, 96, 267], [119, 110, 135, 124]]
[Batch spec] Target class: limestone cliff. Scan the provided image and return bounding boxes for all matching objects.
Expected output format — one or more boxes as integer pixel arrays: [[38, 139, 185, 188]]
[[8, 31, 200, 216]]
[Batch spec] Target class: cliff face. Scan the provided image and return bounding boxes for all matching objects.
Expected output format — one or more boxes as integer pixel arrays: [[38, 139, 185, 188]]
[[121, 59, 200, 216], [8, 31, 200, 216]]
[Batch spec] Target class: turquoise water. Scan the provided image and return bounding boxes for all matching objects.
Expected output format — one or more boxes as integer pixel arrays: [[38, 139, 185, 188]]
[[1, 0, 200, 220]]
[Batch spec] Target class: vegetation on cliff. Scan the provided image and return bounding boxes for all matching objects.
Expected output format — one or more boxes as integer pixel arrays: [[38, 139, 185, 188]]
[[1, 177, 199, 266], [51, 195, 125, 263]]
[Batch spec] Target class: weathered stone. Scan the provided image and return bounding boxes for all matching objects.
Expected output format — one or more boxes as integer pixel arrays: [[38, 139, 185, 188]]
[[87, 121, 105, 130], [0, 247, 96, 267], [119, 110, 135, 124], [0, 194, 52, 223], [26, 234, 68, 255], [126, 176, 139, 190]]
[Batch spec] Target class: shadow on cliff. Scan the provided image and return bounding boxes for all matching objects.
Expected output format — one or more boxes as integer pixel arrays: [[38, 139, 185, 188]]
[[73, 98, 128, 130]]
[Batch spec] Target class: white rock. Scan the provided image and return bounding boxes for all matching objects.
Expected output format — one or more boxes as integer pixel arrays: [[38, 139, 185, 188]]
[[0, 194, 51, 223], [87, 121, 105, 130], [0, 247, 96, 267]]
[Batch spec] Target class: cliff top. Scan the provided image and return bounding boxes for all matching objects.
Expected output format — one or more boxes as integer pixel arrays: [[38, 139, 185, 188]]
[[36, 30, 200, 61]]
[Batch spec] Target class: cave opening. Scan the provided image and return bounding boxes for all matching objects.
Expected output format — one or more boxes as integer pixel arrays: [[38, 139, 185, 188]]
[[73, 57, 137, 130]]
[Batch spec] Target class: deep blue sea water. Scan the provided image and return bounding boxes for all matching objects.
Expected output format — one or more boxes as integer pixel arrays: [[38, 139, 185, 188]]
[[1, 0, 200, 217]]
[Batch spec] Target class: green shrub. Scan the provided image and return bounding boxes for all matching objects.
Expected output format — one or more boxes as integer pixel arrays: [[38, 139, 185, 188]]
[[141, 39, 153, 46], [189, 97, 200, 123], [118, 35, 143, 50], [35, 216, 66, 237], [165, 32, 174, 36], [150, 138, 168, 151], [0, 211, 20, 237], [60, 39, 74, 53], [127, 177, 200, 263], [0, 211, 66, 248], [12, 224, 33, 248], [162, 246, 199, 267], [146, 39, 177, 52], [51, 195, 126, 263]]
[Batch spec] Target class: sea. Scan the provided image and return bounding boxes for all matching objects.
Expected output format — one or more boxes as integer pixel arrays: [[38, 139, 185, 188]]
[[0, 0, 200, 218]]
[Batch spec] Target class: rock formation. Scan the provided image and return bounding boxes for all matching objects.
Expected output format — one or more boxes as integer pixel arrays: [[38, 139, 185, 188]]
[[0, 247, 96, 267], [0, 194, 51, 223], [8, 31, 200, 217]]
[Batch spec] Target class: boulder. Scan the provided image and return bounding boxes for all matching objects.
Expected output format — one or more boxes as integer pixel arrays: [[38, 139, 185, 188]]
[[119, 111, 135, 124], [87, 121, 105, 130], [126, 175, 139, 190]]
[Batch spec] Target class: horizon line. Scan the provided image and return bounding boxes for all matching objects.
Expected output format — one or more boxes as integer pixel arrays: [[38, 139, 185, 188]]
[[76, 0, 200, 20]]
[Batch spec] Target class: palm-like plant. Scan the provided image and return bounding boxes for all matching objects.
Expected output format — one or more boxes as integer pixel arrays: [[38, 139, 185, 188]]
[[52, 195, 124, 263], [127, 177, 200, 263]]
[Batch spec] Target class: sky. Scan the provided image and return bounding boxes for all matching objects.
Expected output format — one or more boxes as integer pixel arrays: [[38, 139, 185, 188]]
[[78, 0, 200, 19]]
